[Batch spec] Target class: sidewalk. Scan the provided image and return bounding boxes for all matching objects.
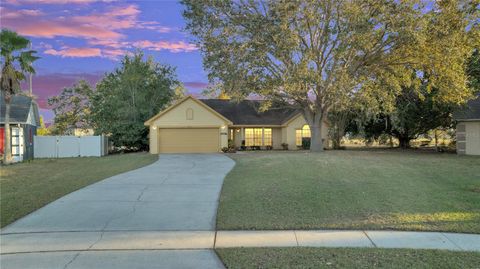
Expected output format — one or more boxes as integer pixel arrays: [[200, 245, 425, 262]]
[[2, 230, 479, 254]]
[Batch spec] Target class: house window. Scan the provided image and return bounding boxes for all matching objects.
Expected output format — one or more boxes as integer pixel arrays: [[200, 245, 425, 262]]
[[245, 128, 271, 146], [11, 127, 22, 156], [186, 108, 194, 120], [229, 129, 234, 140], [263, 128, 272, 146], [296, 125, 311, 146], [245, 128, 263, 146]]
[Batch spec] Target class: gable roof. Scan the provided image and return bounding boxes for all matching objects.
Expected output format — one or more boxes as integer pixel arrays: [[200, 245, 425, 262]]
[[200, 99, 300, 125], [453, 95, 480, 121], [0, 94, 40, 126], [144, 95, 233, 126]]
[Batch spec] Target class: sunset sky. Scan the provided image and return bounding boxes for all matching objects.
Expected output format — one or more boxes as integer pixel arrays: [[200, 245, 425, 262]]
[[0, 0, 208, 122]]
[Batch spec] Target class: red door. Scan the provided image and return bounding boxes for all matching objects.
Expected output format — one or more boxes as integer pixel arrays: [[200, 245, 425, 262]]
[[0, 127, 4, 154]]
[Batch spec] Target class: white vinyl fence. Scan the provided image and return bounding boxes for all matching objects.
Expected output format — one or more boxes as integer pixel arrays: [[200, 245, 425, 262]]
[[34, 136, 108, 158]]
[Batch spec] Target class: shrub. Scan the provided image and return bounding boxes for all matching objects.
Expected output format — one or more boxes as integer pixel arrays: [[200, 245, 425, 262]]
[[281, 143, 288, 150], [302, 137, 311, 149]]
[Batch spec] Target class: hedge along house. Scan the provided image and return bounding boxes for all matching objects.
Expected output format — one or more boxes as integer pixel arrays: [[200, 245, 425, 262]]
[[454, 96, 480, 155], [144, 96, 328, 153], [0, 94, 40, 162]]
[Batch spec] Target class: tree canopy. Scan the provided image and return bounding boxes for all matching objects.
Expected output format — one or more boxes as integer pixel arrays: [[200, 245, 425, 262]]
[[90, 52, 179, 149], [48, 80, 93, 135], [183, 0, 479, 151]]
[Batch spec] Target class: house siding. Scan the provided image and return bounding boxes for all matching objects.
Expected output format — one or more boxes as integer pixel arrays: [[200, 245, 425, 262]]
[[147, 98, 229, 154], [458, 121, 480, 156], [282, 114, 328, 150]]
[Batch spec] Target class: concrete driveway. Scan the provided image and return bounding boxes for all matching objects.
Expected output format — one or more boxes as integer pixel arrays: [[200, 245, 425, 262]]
[[1, 154, 235, 269]]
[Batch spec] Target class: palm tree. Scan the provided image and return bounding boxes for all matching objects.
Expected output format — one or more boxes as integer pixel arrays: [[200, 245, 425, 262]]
[[1, 29, 39, 164]]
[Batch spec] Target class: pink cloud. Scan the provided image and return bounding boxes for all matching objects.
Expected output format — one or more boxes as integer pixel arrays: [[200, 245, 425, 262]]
[[44, 46, 126, 59], [2, 16, 123, 40], [0, 7, 44, 18], [44, 47, 102, 58], [6, 0, 116, 4], [70, 5, 141, 31], [133, 40, 198, 53], [184, 82, 209, 89], [1, 4, 176, 59]]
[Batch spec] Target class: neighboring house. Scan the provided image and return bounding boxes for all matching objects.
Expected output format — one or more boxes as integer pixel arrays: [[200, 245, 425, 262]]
[[144, 96, 328, 153], [65, 128, 95, 136], [0, 94, 41, 162], [454, 96, 480, 155]]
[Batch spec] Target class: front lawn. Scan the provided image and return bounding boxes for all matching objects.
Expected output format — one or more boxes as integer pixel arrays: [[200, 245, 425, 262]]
[[0, 152, 158, 227], [216, 247, 480, 269], [217, 151, 480, 233]]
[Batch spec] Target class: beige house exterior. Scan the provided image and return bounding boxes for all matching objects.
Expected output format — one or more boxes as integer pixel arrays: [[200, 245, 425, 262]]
[[145, 96, 328, 154], [454, 96, 480, 156], [456, 121, 480, 155]]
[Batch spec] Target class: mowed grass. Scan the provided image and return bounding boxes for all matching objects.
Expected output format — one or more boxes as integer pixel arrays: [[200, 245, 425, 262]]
[[216, 247, 480, 269], [0, 153, 158, 227], [217, 151, 480, 233]]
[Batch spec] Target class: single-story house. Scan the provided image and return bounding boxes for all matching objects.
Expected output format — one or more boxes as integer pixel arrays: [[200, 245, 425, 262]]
[[0, 94, 40, 162], [454, 95, 480, 155], [144, 96, 328, 153]]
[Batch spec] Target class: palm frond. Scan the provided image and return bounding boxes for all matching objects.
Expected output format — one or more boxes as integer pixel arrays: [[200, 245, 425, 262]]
[[0, 29, 30, 57]]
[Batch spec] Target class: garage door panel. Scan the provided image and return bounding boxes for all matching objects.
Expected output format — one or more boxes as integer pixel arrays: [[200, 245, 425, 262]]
[[158, 128, 219, 153]]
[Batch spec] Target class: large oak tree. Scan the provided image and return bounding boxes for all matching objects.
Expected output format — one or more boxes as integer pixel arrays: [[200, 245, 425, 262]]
[[183, 0, 478, 151]]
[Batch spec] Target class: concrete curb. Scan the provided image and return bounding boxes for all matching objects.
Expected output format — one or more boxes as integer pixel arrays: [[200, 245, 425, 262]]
[[2, 230, 479, 254]]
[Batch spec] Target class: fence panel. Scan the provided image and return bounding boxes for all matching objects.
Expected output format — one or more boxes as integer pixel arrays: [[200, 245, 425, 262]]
[[34, 135, 108, 158], [57, 136, 80, 157], [34, 136, 57, 158], [79, 136, 102, 157]]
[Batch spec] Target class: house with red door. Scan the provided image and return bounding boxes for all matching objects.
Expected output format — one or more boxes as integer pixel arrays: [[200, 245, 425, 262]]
[[0, 94, 40, 162]]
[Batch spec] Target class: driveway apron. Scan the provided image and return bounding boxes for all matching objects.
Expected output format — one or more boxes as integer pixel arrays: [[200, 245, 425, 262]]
[[1, 154, 235, 269]]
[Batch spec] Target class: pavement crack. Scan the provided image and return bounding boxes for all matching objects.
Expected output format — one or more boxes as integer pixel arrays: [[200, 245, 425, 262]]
[[293, 231, 299, 247], [441, 233, 464, 251], [362, 231, 377, 248], [137, 186, 149, 201]]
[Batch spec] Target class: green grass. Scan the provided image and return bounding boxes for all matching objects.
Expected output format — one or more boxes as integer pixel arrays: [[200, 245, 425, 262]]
[[0, 152, 158, 227], [217, 150, 480, 233], [216, 247, 480, 269]]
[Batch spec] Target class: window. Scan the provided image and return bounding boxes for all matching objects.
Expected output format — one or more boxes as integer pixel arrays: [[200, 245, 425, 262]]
[[229, 129, 234, 140], [245, 128, 271, 147], [263, 128, 272, 146], [295, 129, 302, 146], [245, 128, 263, 146], [186, 108, 194, 120], [296, 125, 311, 146]]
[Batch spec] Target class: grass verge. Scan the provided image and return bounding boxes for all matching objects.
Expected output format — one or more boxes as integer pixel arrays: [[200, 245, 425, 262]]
[[216, 247, 480, 269], [217, 150, 480, 233]]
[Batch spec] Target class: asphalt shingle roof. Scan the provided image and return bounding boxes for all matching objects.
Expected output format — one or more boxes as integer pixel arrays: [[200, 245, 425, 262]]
[[453, 95, 480, 120], [0, 94, 40, 126], [200, 99, 300, 125]]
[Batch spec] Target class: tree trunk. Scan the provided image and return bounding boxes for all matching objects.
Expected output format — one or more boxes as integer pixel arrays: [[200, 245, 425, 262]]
[[303, 108, 325, 152], [398, 135, 411, 149], [310, 124, 324, 152], [3, 102, 11, 164]]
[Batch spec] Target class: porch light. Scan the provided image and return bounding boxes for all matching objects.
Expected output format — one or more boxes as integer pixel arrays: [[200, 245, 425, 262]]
[[153, 126, 157, 130]]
